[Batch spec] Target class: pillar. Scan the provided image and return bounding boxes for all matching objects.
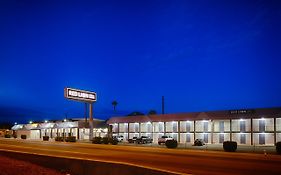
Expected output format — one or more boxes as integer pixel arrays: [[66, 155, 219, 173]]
[[250, 118, 253, 145], [178, 121, 180, 143], [211, 120, 214, 144], [274, 117, 276, 144], [164, 122, 166, 135], [230, 119, 232, 141], [89, 103, 93, 141], [193, 120, 196, 141]]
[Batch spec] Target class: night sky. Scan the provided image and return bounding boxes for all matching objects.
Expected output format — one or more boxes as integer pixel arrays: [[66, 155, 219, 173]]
[[1, 0, 281, 124]]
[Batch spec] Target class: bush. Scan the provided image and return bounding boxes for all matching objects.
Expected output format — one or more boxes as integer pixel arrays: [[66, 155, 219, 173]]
[[109, 138, 118, 145], [13, 135, 17, 138], [276, 142, 281, 154], [4, 134, 11, 138], [43, 136, 49, 141], [55, 136, 64, 141], [92, 137, 102, 144], [165, 139, 178, 148], [65, 136, 76, 142], [102, 137, 109, 144], [21, 135, 27, 139], [223, 141, 237, 152]]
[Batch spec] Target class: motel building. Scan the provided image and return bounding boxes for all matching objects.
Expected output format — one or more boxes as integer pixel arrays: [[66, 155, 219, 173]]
[[11, 118, 108, 140], [107, 107, 281, 146]]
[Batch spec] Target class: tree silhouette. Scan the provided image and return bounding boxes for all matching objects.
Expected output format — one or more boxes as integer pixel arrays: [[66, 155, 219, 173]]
[[148, 110, 157, 115], [112, 100, 118, 111]]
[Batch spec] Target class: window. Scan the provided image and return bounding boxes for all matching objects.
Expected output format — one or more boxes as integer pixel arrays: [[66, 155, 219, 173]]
[[219, 121, 224, 132], [240, 121, 246, 132], [259, 120, 265, 132]]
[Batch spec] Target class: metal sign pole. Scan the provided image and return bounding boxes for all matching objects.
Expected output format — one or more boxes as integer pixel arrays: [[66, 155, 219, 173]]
[[89, 103, 93, 141]]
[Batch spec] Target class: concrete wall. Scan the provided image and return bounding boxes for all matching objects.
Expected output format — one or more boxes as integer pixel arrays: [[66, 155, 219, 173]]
[[213, 120, 230, 132], [252, 118, 274, 132], [232, 133, 251, 145], [276, 118, 281, 131], [195, 120, 211, 132], [253, 133, 274, 145], [152, 122, 164, 133], [179, 133, 194, 143], [232, 119, 251, 132], [212, 133, 230, 144], [179, 121, 194, 132]]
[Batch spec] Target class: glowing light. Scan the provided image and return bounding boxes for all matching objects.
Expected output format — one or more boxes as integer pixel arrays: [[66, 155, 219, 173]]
[[260, 117, 265, 120], [63, 119, 67, 122], [44, 120, 48, 123], [239, 119, 244, 121], [29, 121, 33, 124], [202, 120, 208, 123], [14, 122, 17, 125]]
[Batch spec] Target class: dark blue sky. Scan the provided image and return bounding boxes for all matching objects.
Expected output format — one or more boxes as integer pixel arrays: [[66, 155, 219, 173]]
[[1, 0, 281, 123]]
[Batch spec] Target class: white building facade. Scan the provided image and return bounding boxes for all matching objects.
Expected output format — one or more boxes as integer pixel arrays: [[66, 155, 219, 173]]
[[11, 119, 108, 140], [107, 107, 281, 145]]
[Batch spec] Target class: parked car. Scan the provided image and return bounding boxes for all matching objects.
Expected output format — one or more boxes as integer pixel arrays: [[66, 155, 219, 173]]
[[128, 137, 138, 143], [158, 135, 173, 145], [136, 136, 153, 144], [194, 139, 205, 146], [113, 135, 124, 142]]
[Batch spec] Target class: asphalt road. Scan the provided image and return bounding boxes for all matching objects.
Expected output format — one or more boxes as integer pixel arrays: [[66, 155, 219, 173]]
[[1, 138, 281, 175]]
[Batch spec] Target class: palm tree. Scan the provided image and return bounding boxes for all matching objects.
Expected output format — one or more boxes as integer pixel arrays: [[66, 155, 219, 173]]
[[112, 100, 118, 111]]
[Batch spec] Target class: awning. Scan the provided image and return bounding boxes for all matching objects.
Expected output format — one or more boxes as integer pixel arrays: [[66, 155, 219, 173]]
[[11, 124, 24, 130]]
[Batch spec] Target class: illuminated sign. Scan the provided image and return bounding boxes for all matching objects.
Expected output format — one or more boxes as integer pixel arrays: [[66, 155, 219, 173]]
[[228, 109, 255, 115], [64, 87, 97, 103]]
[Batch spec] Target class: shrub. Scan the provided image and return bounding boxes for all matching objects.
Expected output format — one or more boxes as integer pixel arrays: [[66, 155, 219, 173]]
[[21, 135, 27, 139], [92, 137, 102, 144], [223, 141, 237, 152], [4, 134, 11, 138], [55, 136, 64, 141], [276, 142, 281, 154], [102, 137, 109, 144], [165, 139, 178, 148], [13, 135, 17, 138], [65, 136, 76, 142], [109, 138, 118, 145], [43, 136, 49, 141]]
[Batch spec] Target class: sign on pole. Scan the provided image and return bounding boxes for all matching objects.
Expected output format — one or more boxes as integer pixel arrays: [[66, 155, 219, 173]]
[[64, 87, 97, 103], [64, 87, 97, 141]]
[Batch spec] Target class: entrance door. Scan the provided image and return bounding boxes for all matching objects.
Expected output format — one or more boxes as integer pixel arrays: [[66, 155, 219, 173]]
[[203, 134, 208, 143], [259, 134, 265, 145], [240, 134, 246, 144], [219, 134, 224, 143]]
